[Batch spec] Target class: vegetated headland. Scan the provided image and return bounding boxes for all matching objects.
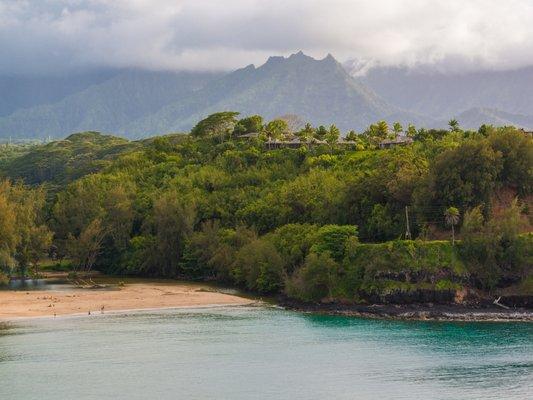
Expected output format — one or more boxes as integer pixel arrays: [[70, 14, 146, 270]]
[[0, 114, 531, 321]]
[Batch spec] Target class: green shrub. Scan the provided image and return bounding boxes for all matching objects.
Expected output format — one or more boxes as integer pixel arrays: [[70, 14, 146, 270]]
[[345, 240, 464, 276], [232, 239, 284, 293], [435, 279, 461, 291], [266, 223, 319, 273], [286, 252, 340, 302], [0, 271, 9, 285], [310, 224, 358, 261]]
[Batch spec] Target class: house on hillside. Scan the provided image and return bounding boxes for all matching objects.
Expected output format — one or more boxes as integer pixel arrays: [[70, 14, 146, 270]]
[[237, 132, 261, 139], [237, 133, 352, 148], [379, 135, 413, 149], [267, 137, 327, 149]]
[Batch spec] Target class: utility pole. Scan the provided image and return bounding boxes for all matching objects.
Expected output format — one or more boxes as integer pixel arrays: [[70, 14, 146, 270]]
[[405, 206, 412, 240]]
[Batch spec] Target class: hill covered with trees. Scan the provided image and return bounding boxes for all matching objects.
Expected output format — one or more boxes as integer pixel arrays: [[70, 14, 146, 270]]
[[0, 132, 141, 188], [0, 115, 531, 305], [0, 71, 218, 140]]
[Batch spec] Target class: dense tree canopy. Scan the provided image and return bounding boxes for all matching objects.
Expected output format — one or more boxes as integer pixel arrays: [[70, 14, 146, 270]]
[[0, 116, 531, 302], [0, 180, 52, 280], [191, 112, 240, 141]]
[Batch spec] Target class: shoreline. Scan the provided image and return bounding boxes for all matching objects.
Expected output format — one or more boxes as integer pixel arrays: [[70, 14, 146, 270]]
[[0, 281, 255, 322], [1, 303, 259, 323], [279, 299, 533, 322], [2, 278, 531, 323]]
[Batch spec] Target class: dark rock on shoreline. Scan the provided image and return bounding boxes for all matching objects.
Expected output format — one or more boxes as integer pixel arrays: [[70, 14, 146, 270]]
[[279, 298, 533, 322], [499, 295, 533, 308], [360, 288, 456, 305]]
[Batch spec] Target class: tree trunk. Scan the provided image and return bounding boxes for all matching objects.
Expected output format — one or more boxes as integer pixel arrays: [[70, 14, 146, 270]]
[[451, 225, 455, 245]]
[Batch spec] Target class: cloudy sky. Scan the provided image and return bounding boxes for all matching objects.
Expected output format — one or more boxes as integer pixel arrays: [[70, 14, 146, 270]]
[[1, 0, 532, 75]]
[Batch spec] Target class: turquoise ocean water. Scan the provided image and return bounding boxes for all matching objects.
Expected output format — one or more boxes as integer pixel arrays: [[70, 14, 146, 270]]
[[0, 306, 531, 399]]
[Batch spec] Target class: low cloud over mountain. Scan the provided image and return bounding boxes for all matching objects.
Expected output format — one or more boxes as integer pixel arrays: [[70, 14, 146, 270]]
[[1, 1, 532, 75]]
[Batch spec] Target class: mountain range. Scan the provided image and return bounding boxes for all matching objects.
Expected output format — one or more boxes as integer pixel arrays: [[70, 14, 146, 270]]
[[1, 52, 532, 140], [357, 64, 533, 118]]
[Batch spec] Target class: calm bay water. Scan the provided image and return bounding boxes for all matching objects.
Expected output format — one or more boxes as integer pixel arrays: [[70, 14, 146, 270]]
[[0, 306, 531, 400]]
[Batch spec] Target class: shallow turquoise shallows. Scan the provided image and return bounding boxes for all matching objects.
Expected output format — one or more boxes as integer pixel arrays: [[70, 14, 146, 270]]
[[1, 306, 532, 400]]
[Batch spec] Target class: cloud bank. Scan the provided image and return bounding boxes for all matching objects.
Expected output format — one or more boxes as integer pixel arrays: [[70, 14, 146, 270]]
[[1, 0, 532, 75]]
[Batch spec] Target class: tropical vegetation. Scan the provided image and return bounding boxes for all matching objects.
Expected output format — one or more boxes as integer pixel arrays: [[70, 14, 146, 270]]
[[0, 114, 531, 303]]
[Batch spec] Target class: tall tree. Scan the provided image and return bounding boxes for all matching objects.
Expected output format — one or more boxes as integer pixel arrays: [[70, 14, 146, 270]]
[[424, 140, 502, 214], [0, 180, 51, 278], [52, 175, 135, 271], [149, 191, 196, 276], [233, 115, 263, 136], [406, 124, 417, 138], [278, 114, 305, 133], [295, 123, 315, 146], [264, 119, 289, 147], [444, 207, 460, 244], [448, 119, 460, 133], [325, 124, 340, 149], [67, 218, 106, 272], [0, 181, 18, 270], [191, 112, 240, 142], [364, 120, 389, 146], [314, 125, 328, 142], [345, 130, 358, 142], [393, 122, 403, 137]]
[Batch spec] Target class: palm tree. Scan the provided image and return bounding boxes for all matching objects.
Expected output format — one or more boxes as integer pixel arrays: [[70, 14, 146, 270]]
[[444, 207, 460, 244], [325, 124, 340, 151], [345, 130, 358, 142], [448, 119, 460, 133], [392, 122, 403, 138], [406, 124, 417, 138], [295, 123, 315, 149], [264, 119, 288, 150], [376, 120, 389, 139]]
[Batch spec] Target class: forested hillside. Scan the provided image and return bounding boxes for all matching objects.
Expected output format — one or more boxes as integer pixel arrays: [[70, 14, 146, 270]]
[[0, 70, 118, 118], [0, 53, 423, 139], [0, 71, 218, 140], [0, 132, 140, 187], [1, 115, 531, 304], [3, 54, 533, 140], [126, 52, 403, 135]]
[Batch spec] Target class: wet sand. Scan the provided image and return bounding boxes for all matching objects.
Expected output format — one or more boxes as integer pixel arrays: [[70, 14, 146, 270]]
[[0, 282, 254, 320]]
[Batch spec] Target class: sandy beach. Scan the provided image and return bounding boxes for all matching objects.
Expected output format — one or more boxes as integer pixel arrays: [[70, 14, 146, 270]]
[[0, 282, 254, 320]]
